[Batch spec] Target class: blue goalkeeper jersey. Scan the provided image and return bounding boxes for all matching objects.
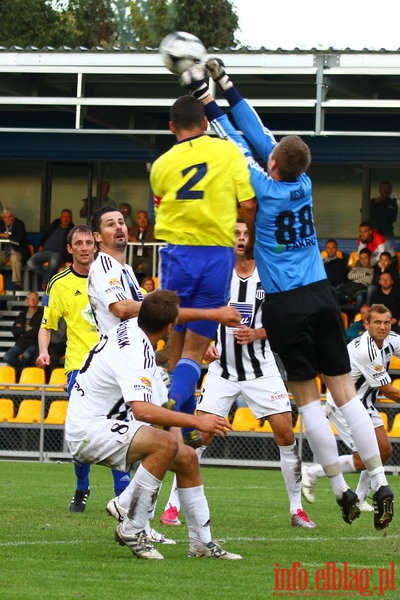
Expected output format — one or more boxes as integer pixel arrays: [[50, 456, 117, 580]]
[[212, 101, 326, 293]]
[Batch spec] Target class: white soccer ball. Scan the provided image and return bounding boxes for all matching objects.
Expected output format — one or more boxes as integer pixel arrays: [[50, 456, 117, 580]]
[[159, 31, 206, 76]]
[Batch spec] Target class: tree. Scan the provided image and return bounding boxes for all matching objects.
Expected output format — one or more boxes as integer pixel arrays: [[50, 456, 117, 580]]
[[0, 0, 69, 48], [129, 0, 239, 49], [67, 0, 115, 47], [172, 0, 239, 48]]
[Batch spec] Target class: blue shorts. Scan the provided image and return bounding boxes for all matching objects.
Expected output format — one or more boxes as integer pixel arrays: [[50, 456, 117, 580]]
[[159, 244, 235, 339]]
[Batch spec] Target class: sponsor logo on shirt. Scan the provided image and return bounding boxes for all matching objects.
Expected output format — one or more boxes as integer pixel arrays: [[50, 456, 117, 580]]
[[108, 278, 121, 286], [141, 376, 152, 389], [374, 365, 384, 372]]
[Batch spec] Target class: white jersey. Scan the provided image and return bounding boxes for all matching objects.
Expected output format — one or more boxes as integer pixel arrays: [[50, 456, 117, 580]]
[[87, 251, 143, 335], [65, 318, 168, 441], [327, 330, 400, 415], [208, 266, 271, 381]]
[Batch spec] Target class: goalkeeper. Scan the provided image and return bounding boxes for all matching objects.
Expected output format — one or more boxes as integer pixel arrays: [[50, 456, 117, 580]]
[[180, 60, 394, 531]]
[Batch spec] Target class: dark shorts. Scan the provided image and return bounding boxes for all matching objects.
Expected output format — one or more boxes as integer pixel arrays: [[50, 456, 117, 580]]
[[159, 244, 235, 339], [261, 279, 350, 381]]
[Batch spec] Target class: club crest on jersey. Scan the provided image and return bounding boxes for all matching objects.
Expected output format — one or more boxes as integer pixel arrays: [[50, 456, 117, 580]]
[[255, 289, 265, 301]]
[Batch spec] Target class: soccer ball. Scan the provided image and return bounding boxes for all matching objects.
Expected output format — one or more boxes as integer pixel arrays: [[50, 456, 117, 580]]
[[159, 31, 206, 76]]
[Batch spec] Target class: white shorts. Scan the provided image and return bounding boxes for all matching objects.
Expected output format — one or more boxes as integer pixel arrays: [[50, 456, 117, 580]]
[[67, 419, 149, 472], [197, 371, 291, 419], [325, 400, 383, 453]]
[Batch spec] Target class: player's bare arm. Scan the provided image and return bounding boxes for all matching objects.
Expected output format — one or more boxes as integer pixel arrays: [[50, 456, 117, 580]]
[[36, 327, 52, 368], [177, 305, 241, 327], [109, 299, 141, 320], [379, 382, 400, 402], [130, 401, 232, 437]]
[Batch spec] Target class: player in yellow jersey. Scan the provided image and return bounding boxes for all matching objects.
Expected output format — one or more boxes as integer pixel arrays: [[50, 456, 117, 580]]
[[36, 225, 130, 512], [150, 95, 255, 467]]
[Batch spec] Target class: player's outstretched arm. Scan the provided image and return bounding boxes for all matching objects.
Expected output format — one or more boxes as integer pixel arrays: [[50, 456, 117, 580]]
[[177, 305, 241, 327]]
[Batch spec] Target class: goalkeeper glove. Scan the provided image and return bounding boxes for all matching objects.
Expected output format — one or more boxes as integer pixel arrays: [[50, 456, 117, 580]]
[[180, 63, 211, 102], [206, 57, 233, 91]]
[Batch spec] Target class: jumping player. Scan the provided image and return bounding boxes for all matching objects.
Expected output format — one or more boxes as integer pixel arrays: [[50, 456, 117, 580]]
[[179, 60, 394, 529]]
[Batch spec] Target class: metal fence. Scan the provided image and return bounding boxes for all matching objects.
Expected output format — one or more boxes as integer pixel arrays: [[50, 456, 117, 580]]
[[1, 387, 399, 474]]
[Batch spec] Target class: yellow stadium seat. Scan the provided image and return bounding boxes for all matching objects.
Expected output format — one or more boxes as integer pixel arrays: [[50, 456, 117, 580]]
[[320, 249, 343, 260], [0, 273, 4, 294], [231, 407, 259, 432], [341, 312, 349, 329], [292, 415, 304, 434], [11, 367, 46, 391], [8, 399, 42, 423], [388, 413, 400, 438], [378, 412, 389, 431], [0, 365, 16, 389], [47, 368, 67, 392], [389, 356, 400, 371], [44, 400, 69, 425], [255, 417, 274, 433], [347, 251, 359, 268], [0, 398, 14, 421]]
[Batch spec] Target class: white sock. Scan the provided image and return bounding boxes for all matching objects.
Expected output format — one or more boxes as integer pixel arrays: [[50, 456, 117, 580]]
[[298, 401, 347, 497], [340, 397, 388, 491], [178, 485, 211, 549], [278, 442, 302, 514], [355, 470, 371, 503], [120, 464, 161, 535], [164, 475, 180, 512], [339, 454, 357, 473]]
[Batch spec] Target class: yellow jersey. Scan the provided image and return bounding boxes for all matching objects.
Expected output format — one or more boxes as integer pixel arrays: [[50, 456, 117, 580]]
[[151, 134, 254, 246], [41, 266, 99, 374]]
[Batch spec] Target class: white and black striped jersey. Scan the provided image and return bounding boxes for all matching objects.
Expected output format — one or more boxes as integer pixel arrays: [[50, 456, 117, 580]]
[[66, 318, 168, 441], [208, 266, 271, 381], [327, 330, 400, 416], [87, 251, 143, 335]]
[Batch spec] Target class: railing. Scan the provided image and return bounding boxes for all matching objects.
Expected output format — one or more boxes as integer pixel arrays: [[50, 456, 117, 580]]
[[126, 242, 166, 278]]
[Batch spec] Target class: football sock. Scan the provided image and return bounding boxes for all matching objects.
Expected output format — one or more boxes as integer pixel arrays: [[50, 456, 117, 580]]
[[178, 485, 211, 548], [355, 470, 371, 503], [298, 400, 347, 497], [278, 442, 302, 513], [120, 464, 161, 535], [112, 469, 130, 496], [168, 358, 201, 411], [74, 460, 90, 490], [339, 396, 388, 491], [164, 475, 180, 512]]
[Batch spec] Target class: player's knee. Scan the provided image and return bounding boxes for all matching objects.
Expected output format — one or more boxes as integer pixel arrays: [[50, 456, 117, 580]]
[[156, 432, 179, 463]]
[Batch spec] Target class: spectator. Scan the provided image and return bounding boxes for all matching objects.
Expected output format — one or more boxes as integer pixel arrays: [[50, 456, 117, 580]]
[[369, 181, 398, 238], [322, 239, 348, 290], [338, 248, 374, 313], [27, 209, 74, 289], [118, 203, 134, 228], [368, 251, 399, 304], [0, 208, 31, 290], [370, 272, 400, 333], [79, 181, 116, 219], [357, 221, 394, 266], [141, 276, 156, 293], [345, 304, 369, 342], [3, 291, 43, 377], [128, 210, 157, 279]]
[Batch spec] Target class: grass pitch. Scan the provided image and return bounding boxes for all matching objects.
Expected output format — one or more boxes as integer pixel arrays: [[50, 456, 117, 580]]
[[1, 461, 398, 599]]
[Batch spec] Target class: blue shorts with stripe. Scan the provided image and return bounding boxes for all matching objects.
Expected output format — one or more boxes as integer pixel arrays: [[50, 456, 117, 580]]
[[159, 244, 235, 339]]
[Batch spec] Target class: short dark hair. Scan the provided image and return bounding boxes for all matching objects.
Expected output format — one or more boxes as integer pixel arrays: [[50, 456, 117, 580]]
[[273, 135, 311, 181], [359, 221, 372, 229], [138, 289, 179, 334], [367, 303, 392, 322], [90, 205, 119, 234], [170, 95, 205, 130], [359, 248, 371, 256], [67, 225, 93, 246]]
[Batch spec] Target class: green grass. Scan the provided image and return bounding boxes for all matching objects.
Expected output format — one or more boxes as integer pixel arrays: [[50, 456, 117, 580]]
[[1, 461, 398, 599]]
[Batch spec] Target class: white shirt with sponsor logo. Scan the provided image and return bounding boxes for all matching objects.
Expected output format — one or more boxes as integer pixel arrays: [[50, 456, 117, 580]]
[[327, 330, 400, 415], [65, 318, 167, 441], [208, 266, 276, 381], [87, 251, 143, 335]]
